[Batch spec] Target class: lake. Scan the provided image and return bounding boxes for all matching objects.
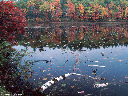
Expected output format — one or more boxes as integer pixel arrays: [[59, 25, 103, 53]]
[[13, 22, 128, 96]]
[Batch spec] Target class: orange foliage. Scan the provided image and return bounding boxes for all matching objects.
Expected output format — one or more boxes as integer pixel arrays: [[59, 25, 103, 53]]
[[125, 7, 128, 18]]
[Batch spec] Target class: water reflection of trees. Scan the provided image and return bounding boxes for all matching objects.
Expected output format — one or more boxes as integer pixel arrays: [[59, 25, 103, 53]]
[[17, 23, 128, 51]]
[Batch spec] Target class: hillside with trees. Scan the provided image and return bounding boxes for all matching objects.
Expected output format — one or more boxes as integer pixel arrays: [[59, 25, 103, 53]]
[[13, 0, 128, 22]]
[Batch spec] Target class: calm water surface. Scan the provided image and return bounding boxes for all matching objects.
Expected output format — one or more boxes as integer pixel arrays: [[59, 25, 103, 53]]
[[13, 23, 128, 96]]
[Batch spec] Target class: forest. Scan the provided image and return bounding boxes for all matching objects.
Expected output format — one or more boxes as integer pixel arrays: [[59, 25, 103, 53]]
[[13, 0, 128, 22]]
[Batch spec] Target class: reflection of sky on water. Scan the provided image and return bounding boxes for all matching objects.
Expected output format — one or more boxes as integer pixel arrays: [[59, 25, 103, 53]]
[[13, 45, 128, 95]]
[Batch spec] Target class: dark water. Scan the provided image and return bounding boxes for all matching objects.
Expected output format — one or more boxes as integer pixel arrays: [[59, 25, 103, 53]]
[[13, 23, 128, 96]]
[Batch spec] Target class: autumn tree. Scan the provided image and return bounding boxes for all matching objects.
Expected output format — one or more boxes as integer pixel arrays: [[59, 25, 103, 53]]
[[78, 3, 85, 21], [66, 0, 77, 21], [51, 0, 62, 22], [125, 7, 128, 19], [0, 1, 27, 44], [13, 0, 128, 22]]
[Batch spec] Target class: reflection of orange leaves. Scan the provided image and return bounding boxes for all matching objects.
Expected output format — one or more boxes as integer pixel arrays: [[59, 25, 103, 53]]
[[51, 32, 61, 44], [69, 34, 75, 42], [53, 38, 61, 44], [78, 32, 84, 40], [52, 33, 56, 39], [36, 17, 43, 22], [67, 28, 76, 42], [56, 28, 62, 37], [125, 34, 128, 38]]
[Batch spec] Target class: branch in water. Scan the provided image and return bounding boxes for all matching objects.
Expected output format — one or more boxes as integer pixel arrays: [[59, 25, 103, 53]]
[[37, 72, 107, 93], [39, 73, 81, 92]]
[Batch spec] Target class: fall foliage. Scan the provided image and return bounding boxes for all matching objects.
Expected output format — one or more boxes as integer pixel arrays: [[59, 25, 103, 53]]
[[0, 0, 128, 23], [13, 0, 128, 22], [0, 1, 27, 43]]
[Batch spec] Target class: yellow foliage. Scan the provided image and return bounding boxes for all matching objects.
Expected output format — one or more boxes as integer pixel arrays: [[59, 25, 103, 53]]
[[79, 4, 84, 14], [125, 7, 128, 16], [55, 0, 60, 3], [22, 8, 26, 13], [101, 7, 108, 18]]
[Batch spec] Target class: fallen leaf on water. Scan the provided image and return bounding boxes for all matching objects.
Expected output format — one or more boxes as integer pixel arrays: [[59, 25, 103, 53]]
[[43, 70, 46, 72], [98, 66, 106, 67], [38, 82, 42, 85], [88, 65, 99, 66], [47, 73, 51, 75], [78, 91, 84, 93], [118, 60, 123, 62], [94, 61, 99, 62], [92, 78, 98, 79], [61, 84, 66, 87], [43, 78, 47, 80]]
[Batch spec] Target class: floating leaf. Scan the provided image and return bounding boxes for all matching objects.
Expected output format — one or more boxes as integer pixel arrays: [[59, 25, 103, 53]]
[[61, 84, 66, 87], [71, 86, 74, 88], [43, 78, 47, 80]]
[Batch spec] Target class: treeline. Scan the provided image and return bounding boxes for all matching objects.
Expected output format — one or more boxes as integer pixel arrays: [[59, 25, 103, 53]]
[[14, 0, 128, 22]]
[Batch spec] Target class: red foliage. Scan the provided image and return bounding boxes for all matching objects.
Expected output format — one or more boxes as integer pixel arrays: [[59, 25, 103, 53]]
[[73, 12, 78, 21], [84, 13, 88, 20], [90, 4, 93, 7], [115, 12, 120, 19], [91, 12, 99, 21], [80, 15, 84, 19], [0, 1, 27, 43]]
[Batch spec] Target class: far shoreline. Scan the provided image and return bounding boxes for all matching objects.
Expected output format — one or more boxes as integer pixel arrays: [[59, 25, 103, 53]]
[[27, 21, 128, 24], [50, 21, 128, 24], [26, 21, 128, 27]]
